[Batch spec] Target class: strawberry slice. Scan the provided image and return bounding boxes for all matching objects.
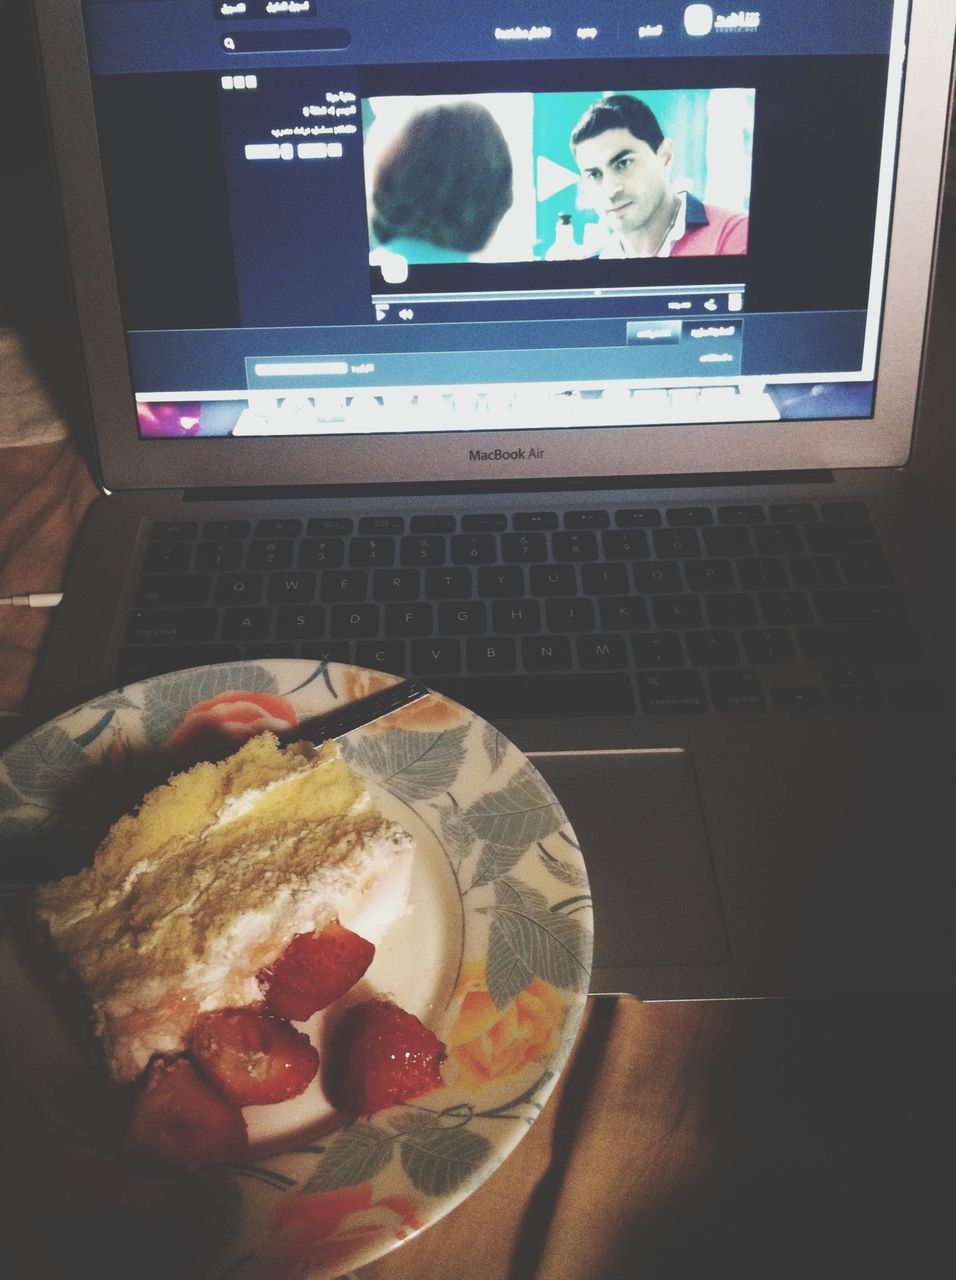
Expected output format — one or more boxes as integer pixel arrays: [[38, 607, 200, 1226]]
[[123, 1054, 248, 1173], [325, 998, 446, 1115], [261, 919, 376, 1022], [190, 1007, 319, 1106]]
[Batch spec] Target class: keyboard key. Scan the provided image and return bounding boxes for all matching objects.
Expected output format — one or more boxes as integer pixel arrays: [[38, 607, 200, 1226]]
[[565, 510, 610, 529], [359, 516, 404, 534], [790, 555, 841, 587], [687, 631, 740, 665], [738, 557, 788, 590], [373, 568, 420, 600], [268, 572, 316, 604], [742, 628, 797, 664], [513, 512, 558, 530], [301, 640, 350, 664], [384, 602, 433, 635], [718, 504, 765, 524], [829, 684, 882, 711], [478, 566, 525, 597], [320, 570, 368, 602], [330, 604, 379, 638], [632, 633, 684, 667], [704, 525, 751, 556], [553, 531, 599, 561], [615, 508, 662, 527], [632, 562, 682, 593], [769, 503, 817, 522], [820, 501, 869, 522], [638, 670, 707, 714], [401, 535, 446, 566], [439, 601, 487, 634], [666, 506, 713, 525], [410, 514, 455, 533], [466, 637, 517, 672], [126, 608, 217, 644], [299, 538, 345, 568], [652, 595, 704, 628], [685, 559, 734, 591], [759, 590, 812, 625], [529, 564, 577, 596], [805, 523, 879, 553], [754, 524, 803, 555], [195, 541, 243, 572], [709, 668, 765, 711], [203, 520, 249, 539], [349, 537, 395, 567], [214, 573, 263, 605], [797, 626, 918, 663], [769, 686, 826, 711], [602, 530, 649, 560], [492, 599, 542, 633], [545, 598, 595, 631], [427, 673, 634, 719], [426, 567, 473, 598], [582, 563, 629, 594], [256, 519, 301, 538], [502, 532, 548, 563], [307, 517, 353, 535], [812, 589, 906, 625], [118, 643, 238, 682], [412, 638, 461, 674], [577, 634, 628, 669], [248, 539, 294, 570], [653, 528, 701, 557], [135, 575, 210, 607], [222, 608, 271, 641], [151, 521, 198, 540], [143, 542, 191, 573], [598, 596, 650, 630], [705, 593, 758, 627], [276, 605, 325, 639], [244, 642, 295, 659], [462, 514, 507, 532], [452, 534, 498, 564], [522, 635, 573, 670], [355, 640, 406, 674]]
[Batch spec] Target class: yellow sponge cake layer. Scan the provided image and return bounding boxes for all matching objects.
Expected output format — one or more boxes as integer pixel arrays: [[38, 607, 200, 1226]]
[[34, 734, 413, 1082]]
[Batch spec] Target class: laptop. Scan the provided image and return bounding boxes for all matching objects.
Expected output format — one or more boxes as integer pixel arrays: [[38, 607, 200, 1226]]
[[23, 0, 956, 998]]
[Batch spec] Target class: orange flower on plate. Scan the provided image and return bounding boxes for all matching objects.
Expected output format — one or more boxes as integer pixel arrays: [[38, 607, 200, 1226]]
[[339, 667, 466, 732], [268, 1183, 423, 1278], [446, 961, 564, 1089], [164, 690, 298, 755]]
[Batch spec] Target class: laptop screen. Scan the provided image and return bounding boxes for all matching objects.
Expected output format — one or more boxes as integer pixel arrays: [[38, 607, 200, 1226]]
[[76, 0, 906, 445]]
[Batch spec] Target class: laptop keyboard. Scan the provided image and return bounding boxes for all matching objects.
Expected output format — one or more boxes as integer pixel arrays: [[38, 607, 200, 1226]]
[[119, 499, 932, 721]]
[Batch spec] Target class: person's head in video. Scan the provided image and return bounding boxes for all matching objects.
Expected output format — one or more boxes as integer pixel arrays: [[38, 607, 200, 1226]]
[[571, 93, 748, 258], [369, 101, 514, 274]]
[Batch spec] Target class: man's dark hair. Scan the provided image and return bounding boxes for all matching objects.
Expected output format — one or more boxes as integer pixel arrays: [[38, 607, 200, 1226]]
[[570, 94, 665, 154], [370, 101, 514, 255]]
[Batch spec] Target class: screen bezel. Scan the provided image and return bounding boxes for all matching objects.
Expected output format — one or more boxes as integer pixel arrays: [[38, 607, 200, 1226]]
[[33, 0, 956, 493]]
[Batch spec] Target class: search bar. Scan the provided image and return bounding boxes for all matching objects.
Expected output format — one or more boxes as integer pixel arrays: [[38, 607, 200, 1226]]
[[222, 29, 350, 53]]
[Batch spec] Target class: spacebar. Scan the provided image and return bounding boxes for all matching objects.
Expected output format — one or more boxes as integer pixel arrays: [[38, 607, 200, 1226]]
[[425, 673, 635, 720]]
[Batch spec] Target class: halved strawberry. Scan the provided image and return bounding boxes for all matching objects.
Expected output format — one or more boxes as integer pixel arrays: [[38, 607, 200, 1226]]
[[325, 998, 446, 1115], [123, 1054, 248, 1173], [190, 1007, 319, 1106], [261, 919, 376, 1022]]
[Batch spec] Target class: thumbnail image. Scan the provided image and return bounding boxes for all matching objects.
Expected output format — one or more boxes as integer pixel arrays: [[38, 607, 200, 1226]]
[[362, 87, 754, 274]]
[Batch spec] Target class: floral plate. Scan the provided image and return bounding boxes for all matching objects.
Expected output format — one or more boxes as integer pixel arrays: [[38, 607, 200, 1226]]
[[0, 660, 592, 1279]]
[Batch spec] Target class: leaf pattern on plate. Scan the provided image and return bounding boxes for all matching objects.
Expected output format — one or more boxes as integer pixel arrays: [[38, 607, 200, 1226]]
[[1, 724, 95, 808], [480, 721, 508, 773], [140, 663, 279, 745], [483, 877, 591, 1010], [459, 770, 565, 855], [536, 841, 590, 888], [0, 780, 22, 813], [340, 725, 469, 803], [302, 1121, 396, 1193], [393, 1115, 493, 1198]]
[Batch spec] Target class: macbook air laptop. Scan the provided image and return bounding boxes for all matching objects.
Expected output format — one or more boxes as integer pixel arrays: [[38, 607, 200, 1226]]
[[23, 0, 956, 998]]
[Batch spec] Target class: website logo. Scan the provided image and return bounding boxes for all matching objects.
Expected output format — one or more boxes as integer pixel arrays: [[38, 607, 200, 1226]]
[[684, 4, 715, 36]]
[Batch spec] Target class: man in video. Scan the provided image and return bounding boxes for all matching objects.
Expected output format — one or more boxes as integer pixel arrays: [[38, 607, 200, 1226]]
[[571, 94, 748, 258]]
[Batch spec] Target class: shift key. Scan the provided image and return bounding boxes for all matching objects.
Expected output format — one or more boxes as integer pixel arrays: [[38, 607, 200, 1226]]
[[126, 608, 218, 644]]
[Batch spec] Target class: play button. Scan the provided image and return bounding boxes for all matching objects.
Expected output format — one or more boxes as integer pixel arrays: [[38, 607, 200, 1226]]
[[536, 154, 580, 202]]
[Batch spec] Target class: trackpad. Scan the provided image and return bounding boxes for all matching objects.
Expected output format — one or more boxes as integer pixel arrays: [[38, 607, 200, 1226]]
[[530, 750, 729, 973]]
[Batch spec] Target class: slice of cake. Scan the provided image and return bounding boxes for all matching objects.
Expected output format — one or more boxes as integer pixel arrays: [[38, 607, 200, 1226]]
[[34, 733, 414, 1084]]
